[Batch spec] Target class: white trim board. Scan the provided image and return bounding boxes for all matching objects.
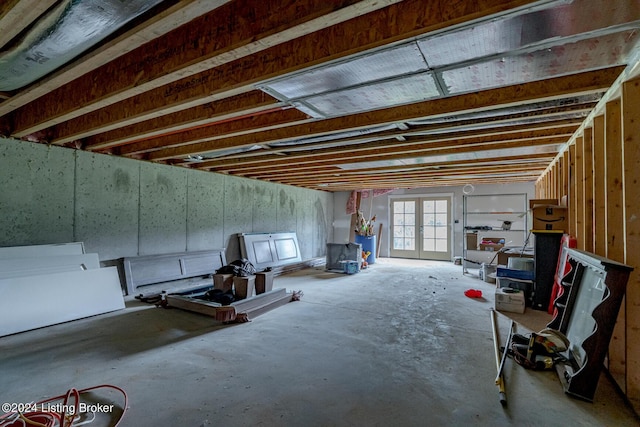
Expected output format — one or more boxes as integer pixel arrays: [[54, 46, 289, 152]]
[[0, 254, 101, 279], [0, 266, 125, 337], [0, 242, 85, 259]]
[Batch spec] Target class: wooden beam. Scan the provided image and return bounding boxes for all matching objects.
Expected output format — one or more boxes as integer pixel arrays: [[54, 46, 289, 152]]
[[169, 125, 576, 170], [0, 0, 57, 50], [6, 0, 575, 138], [146, 68, 619, 161], [592, 115, 606, 257], [7, 0, 403, 136], [622, 77, 640, 413], [0, 0, 233, 115], [127, 111, 579, 159], [283, 164, 549, 186], [77, 92, 283, 150], [206, 137, 566, 175], [248, 152, 555, 180], [116, 108, 311, 156], [313, 174, 539, 191]]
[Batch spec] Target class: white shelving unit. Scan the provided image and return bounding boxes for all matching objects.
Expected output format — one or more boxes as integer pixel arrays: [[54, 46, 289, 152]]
[[462, 193, 528, 274]]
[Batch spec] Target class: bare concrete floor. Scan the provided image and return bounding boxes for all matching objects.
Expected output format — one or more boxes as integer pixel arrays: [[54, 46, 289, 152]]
[[1, 258, 638, 426]]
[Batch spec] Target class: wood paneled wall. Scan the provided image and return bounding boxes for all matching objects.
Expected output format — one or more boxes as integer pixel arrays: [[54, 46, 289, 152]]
[[535, 76, 640, 413]]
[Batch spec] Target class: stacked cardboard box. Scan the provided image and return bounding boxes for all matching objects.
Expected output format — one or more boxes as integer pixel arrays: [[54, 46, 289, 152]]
[[532, 205, 567, 231], [479, 237, 504, 251], [495, 287, 526, 313]]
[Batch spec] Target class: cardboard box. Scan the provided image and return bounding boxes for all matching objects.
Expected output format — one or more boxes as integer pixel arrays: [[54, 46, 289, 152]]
[[465, 232, 478, 249], [479, 237, 504, 251], [213, 273, 234, 292], [529, 198, 558, 209], [233, 275, 256, 300], [532, 205, 567, 231], [497, 276, 534, 306], [495, 287, 526, 314], [497, 251, 534, 266], [255, 270, 274, 294]]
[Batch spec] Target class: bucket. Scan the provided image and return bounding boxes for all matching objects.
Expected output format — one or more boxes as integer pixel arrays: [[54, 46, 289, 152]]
[[355, 234, 376, 264], [481, 263, 497, 284]]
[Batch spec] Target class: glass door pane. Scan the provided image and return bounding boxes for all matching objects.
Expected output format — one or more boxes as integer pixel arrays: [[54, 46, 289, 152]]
[[420, 197, 451, 261], [390, 199, 419, 258]]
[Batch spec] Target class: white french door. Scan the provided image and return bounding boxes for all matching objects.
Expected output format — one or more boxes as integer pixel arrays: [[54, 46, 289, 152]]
[[390, 196, 452, 261]]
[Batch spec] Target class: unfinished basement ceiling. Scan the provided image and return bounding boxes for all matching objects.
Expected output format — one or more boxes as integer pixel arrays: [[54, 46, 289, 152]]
[[0, 0, 639, 191]]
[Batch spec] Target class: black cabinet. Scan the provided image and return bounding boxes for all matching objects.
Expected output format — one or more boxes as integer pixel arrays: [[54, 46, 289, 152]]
[[533, 231, 563, 311], [548, 249, 633, 402]]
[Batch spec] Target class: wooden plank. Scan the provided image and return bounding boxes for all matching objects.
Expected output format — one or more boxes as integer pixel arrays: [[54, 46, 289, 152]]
[[89, 97, 596, 152], [622, 77, 640, 413], [80, 92, 283, 150], [606, 99, 625, 262], [583, 127, 594, 252], [575, 136, 585, 250], [147, 115, 577, 163], [283, 164, 550, 185], [593, 115, 607, 257], [349, 192, 362, 243], [167, 288, 291, 321], [147, 68, 620, 161], [195, 121, 577, 170], [562, 150, 570, 206], [117, 108, 310, 156], [249, 152, 555, 180], [605, 98, 626, 394], [165, 295, 222, 317], [568, 144, 576, 237], [197, 124, 576, 171], [0, 267, 124, 337]]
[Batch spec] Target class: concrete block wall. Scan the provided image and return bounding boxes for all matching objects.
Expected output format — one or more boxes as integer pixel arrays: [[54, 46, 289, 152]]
[[0, 138, 333, 263]]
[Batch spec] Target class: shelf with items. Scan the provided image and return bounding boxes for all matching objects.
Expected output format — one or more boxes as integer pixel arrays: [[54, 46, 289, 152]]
[[462, 193, 529, 273]]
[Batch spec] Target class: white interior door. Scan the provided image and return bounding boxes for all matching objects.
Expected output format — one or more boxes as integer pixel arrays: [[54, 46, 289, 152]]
[[390, 196, 452, 261]]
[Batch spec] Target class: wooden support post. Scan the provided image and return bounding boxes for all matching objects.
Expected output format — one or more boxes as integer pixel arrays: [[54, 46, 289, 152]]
[[568, 144, 576, 237], [562, 150, 570, 206], [583, 127, 594, 252], [593, 115, 607, 257], [575, 136, 585, 249], [606, 99, 625, 262], [622, 77, 640, 413], [605, 98, 626, 391], [376, 223, 383, 258], [349, 191, 362, 243]]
